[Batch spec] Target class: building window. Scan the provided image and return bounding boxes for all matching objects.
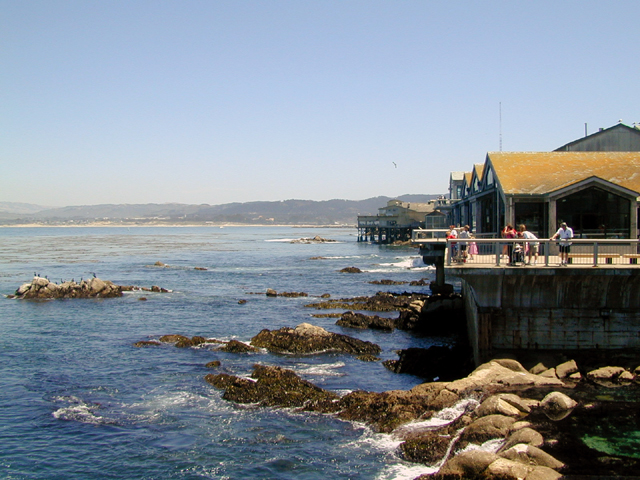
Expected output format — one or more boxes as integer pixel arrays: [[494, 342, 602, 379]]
[[556, 187, 630, 238], [515, 202, 547, 238]]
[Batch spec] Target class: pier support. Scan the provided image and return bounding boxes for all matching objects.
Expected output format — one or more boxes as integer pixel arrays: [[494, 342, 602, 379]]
[[448, 267, 640, 366]]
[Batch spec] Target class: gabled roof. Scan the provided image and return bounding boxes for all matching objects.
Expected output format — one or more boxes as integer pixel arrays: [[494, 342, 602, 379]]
[[473, 163, 484, 181], [555, 123, 640, 151], [487, 151, 640, 195], [464, 172, 473, 187], [450, 171, 466, 181]]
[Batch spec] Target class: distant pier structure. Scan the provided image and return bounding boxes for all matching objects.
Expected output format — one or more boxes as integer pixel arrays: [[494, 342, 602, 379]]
[[357, 198, 450, 244]]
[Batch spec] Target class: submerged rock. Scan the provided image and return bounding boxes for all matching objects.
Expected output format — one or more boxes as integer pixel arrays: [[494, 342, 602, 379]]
[[250, 324, 381, 356]]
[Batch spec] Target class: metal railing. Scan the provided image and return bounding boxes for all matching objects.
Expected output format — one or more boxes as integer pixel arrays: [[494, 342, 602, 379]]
[[443, 238, 640, 267]]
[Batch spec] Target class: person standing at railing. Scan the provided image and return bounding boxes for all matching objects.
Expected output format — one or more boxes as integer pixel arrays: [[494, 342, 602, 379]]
[[519, 224, 539, 265], [458, 225, 471, 262], [504, 224, 517, 265], [551, 222, 574, 266]]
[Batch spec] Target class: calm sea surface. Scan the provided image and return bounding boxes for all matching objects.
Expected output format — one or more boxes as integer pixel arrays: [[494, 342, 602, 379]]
[[0, 226, 455, 480]]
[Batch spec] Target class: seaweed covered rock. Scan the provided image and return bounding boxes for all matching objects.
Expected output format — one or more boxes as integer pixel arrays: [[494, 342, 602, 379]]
[[336, 311, 398, 331], [218, 340, 258, 353], [205, 364, 339, 411], [336, 385, 460, 433], [250, 323, 381, 356]]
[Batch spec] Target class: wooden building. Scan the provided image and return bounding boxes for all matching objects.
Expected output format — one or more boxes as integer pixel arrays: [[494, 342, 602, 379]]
[[357, 199, 446, 243], [450, 151, 640, 239]]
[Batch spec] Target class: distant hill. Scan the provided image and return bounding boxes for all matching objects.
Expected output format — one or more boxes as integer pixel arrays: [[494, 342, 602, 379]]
[[0, 195, 442, 226]]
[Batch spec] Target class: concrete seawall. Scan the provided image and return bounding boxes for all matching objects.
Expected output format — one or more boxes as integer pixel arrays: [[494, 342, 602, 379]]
[[447, 267, 640, 365]]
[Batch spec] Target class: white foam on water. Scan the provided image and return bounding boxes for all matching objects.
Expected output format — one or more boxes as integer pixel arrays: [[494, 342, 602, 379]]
[[368, 256, 435, 273], [375, 462, 438, 480], [293, 361, 346, 376], [393, 397, 480, 436], [52, 397, 110, 425]]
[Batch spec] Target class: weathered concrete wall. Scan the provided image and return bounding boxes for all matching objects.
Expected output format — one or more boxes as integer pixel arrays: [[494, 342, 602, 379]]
[[450, 267, 640, 365]]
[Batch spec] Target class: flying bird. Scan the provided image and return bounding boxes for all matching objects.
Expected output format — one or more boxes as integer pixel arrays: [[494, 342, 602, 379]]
[[392, 162, 397, 168]]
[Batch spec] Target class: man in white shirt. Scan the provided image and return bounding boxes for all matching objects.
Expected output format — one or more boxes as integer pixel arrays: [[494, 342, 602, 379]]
[[551, 222, 574, 266], [519, 224, 539, 265]]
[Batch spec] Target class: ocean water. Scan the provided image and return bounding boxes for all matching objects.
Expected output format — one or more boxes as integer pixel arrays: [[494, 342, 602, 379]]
[[0, 226, 461, 480]]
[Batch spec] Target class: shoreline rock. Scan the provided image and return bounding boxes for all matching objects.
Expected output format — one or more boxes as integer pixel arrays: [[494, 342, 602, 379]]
[[250, 323, 381, 356], [205, 355, 640, 479]]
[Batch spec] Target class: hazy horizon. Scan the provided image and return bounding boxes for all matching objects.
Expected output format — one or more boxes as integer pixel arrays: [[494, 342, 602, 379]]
[[2, 1, 639, 206]]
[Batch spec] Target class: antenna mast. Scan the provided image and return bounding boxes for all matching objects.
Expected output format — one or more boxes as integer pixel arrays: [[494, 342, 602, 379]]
[[499, 102, 503, 151]]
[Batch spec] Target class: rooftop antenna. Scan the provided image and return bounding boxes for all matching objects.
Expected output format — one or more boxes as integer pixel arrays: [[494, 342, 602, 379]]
[[499, 102, 503, 151], [585, 123, 588, 137]]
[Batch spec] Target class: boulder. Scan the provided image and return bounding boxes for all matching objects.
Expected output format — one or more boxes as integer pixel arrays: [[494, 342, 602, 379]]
[[539, 391, 577, 420], [619, 370, 635, 382], [205, 360, 221, 368], [555, 359, 579, 379], [294, 323, 330, 337], [446, 360, 564, 394], [437, 450, 500, 477], [475, 395, 527, 418], [500, 427, 544, 451], [539, 368, 558, 379], [484, 458, 532, 479], [460, 414, 516, 444], [587, 366, 626, 381], [499, 443, 565, 469], [529, 362, 548, 375], [250, 326, 381, 356]]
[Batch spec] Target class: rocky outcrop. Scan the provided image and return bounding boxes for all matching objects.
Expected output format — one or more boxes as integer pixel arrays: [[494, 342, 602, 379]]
[[339, 267, 362, 273], [12, 276, 123, 299], [307, 292, 432, 314], [265, 289, 308, 297], [290, 235, 337, 244], [205, 364, 339, 411], [336, 311, 398, 331], [204, 355, 640, 478], [250, 323, 381, 356], [10, 276, 171, 299], [218, 340, 258, 353]]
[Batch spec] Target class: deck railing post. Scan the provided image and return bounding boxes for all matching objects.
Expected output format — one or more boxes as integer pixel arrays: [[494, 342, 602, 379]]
[[446, 239, 451, 266], [593, 242, 599, 267], [495, 240, 500, 266], [544, 240, 550, 266]]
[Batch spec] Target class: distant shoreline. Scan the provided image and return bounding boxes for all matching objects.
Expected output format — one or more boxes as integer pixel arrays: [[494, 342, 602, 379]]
[[0, 222, 357, 229]]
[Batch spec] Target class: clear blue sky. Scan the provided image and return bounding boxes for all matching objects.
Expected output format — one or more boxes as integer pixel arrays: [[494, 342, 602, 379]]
[[2, 1, 638, 207]]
